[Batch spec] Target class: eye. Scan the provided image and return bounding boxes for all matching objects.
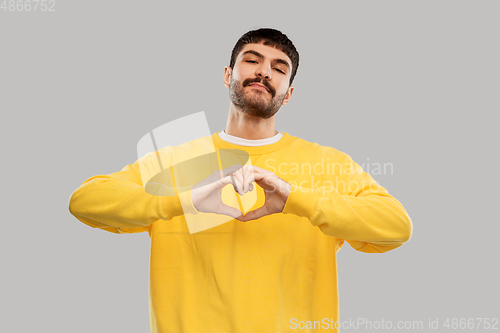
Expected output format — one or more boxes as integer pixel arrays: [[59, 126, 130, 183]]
[[274, 68, 285, 74], [246, 60, 257, 63]]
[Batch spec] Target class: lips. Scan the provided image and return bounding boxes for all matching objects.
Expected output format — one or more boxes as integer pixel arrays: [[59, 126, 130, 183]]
[[248, 83, 270, 92]]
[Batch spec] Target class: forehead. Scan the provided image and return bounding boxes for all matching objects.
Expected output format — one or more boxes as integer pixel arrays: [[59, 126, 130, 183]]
[[237, 42, 292, 66]]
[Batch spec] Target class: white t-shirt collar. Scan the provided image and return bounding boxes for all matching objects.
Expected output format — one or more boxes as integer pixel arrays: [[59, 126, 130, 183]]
[[218, 130, 283, 147]]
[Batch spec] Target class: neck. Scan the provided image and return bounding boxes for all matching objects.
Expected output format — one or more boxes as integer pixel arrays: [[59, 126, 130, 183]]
[[225, 104, 278, 140]]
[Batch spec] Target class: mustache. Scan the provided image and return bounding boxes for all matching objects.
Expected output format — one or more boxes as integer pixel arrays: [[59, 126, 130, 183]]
[[243, 77, 276, 97]]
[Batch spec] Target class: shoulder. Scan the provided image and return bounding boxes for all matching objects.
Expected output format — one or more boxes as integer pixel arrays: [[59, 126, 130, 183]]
[[285, 133, 349, 162], [163, 135, 214, 158]]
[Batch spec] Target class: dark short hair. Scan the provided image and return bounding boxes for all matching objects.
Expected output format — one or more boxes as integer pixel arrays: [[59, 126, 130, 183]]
[[229, 28, 300, 86]]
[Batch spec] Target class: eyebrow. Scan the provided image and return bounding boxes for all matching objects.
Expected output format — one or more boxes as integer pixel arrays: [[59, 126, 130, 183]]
[[241, 50, 291, 71]]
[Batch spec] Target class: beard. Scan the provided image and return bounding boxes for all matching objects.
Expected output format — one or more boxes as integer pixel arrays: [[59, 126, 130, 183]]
[[228, 76, 288, 119]]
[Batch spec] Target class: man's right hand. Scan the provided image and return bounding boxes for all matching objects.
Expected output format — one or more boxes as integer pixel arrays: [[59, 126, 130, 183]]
[[191, 164, 253, 221]]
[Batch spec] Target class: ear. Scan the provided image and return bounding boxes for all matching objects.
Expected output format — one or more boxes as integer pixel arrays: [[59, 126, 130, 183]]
[[224, 66, 232, 88], [281, 85, 294, 105]]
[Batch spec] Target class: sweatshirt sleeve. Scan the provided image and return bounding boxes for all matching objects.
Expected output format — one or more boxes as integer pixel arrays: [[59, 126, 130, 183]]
[[68, 150, 185, 234], [282, 153, 412, 253]]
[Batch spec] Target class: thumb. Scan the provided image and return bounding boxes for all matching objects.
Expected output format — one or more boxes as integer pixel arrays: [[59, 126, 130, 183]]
[[218, 203, 244, 221], [243, 206, 269, 222]]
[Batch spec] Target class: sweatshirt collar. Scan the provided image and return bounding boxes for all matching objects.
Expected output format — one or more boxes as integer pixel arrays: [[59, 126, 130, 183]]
[[212, 131, 292, 155]]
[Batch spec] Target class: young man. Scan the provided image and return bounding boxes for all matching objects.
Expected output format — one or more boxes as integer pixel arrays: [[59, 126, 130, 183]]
[[69, 28, 412, 333]]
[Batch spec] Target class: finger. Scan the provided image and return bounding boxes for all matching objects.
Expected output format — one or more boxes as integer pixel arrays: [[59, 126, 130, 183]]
[[231, 174, 246, 195], [231, 171, 245, 195], [251, 165, 271, 174], [242, 165, 254, 193], [233, 165, 248, 194], [218, 203, 244, 221], [255, 178, 278, 193], [252, 171, 286, 193], [251, 170, 266, 180], [243, 206, 269, 222], [214, 173, 243, 194], [194, 164, 245, 193], [250, 171, 271, 187], [236, 166, 247, 194], [220, 164, 243, 178]]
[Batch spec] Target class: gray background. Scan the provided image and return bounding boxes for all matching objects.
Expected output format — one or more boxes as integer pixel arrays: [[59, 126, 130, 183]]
[[1, 0, 499, 332]]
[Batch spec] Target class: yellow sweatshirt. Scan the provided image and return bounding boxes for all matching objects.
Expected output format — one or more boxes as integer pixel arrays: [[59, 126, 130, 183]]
[[69, 132, 412, 333]]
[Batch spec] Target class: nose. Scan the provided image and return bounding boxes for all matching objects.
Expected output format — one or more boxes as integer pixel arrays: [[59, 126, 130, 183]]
[[256, 63, 272, 80]]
